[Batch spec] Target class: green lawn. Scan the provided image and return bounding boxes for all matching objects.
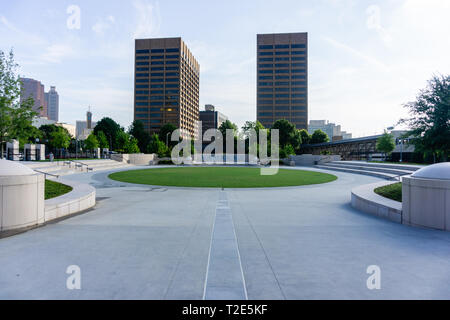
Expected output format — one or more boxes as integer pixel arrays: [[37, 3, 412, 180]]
[[374, 182, 402, 202], [45, 180, 73, 200], [108, 167, 337, 188]]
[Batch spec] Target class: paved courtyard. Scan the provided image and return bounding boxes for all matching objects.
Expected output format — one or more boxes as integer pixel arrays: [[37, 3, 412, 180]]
[[1, 166, 450, 299]]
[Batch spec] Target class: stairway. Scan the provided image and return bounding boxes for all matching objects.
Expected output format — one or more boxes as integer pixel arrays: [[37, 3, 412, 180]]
[[22, 159, 134, 177], [315, 161, 424, 180]]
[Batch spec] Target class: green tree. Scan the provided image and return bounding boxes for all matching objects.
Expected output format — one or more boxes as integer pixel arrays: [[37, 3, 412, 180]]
[[218, 120, 238, 138], [280, 144, 295, 159], [310, 129, 329, 144], [159, 122, 178, 147], [93, 117, 121, 150], [399, 74, 450, 162], [39, 124, 71, 153], [128, 120, 150, 151], [84, 133, 99, 152], [242, 121, 265, 137], [125, 137, 140, 154], [271, 119, 302, 151], [299, 129, 311, 145], [0, 49, 38, 158], [95, 130, 109, 149], [376, 131, 395, 161], [147, 134, 169, 157], [50, 129, 71, 158]]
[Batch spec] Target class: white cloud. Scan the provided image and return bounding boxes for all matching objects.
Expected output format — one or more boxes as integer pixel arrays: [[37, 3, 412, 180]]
[[132, 0, 161, 38], [322, 36, 390, 72], [92, 15, 116, 36], [41, 44, 75, 63]]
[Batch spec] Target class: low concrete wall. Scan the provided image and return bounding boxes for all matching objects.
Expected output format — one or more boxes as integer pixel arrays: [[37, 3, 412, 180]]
[[111, 153, 157, 165], [288, 154, 341, 166], [44, 178, 96, 222], [351, 181, 402, 223], [402, 176, 450, 231], [0, 174, 45, 231]]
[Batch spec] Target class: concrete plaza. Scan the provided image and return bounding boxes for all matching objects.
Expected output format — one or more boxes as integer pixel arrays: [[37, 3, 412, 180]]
[[1, 166, 450, 299]]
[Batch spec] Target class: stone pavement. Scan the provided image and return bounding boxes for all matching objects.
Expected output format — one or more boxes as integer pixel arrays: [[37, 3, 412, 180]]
[[1, 166, 450, 299]]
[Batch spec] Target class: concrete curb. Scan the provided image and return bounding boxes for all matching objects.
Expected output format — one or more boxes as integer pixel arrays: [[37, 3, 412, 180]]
[[351, 181, 402, 223], [45, 178, 96, 222]]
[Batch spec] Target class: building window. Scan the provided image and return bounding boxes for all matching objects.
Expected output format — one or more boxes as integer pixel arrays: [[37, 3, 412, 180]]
[[136, 62, 149, 66], [258, 82, 273, 86], [275, 94, 289, 98], [136, 79, 149, 83], [259, 76, 272, 80], [151, 61, 164, 65], [275, 57, 290, 61], [136, 102, 148, 106], [136, 56, 149, 60], [136, 85, 148, 88], [292, 81, 306, 86], [166, 66, 178, 71], [259, 64, 273, 68], [275, 100, 289, 104], [291, 87, 306, 92], [135, 108, 147, 112], [292, 57, 306, 61], [275, 112, 290, 117], [275, 44, 289, 49], [166, 48, 180, 53], [292, 75, 306, 79], [292, 94, 306, 98], [275, 51, 289, 56], [258, 94, 273, 98], [150, 96, 164, 100], [258, 112, 273, 116], [275, 87, 289, 92], [292, 51, 306, 55], [151, 78, 163, 83], [152, 55, 164, 59], [275, 69, 289, 74], [275, 63, 289, 68], [259, 45, 273, 49], [151, 49, 164, 53], [151, 84, 164, 88], [136, 96, 148, 100], [291, 44, 306, 48], [136, 49, 150, 54], [259, 57, 273, 62], [259, 52, 274, 56], [136, 67, 149, 71], [259, 88, 273, 92], [136, 90, 149, 95]]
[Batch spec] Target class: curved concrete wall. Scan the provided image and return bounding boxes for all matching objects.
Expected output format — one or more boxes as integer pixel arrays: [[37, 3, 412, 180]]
[[351, 181, 402, 223], [402, 177, 450, 231], [0, 174, 45, 231], [44, 179, 96, 222]]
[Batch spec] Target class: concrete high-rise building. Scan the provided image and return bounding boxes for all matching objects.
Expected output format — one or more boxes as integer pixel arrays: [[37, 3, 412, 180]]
[[308, 120, 352, 141], [199, 104, 228, 133], [44, 86, 59, 121], [256, 32, 308, 130], [134, 37, 200, 138], [20, 78, 47, 117]]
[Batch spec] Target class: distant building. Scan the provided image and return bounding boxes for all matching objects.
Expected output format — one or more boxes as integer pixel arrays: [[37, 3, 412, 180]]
[[45, 86, 59, 121], [58, 123, 76, 138], [32, 117, 56, 128], [308, 120, 352, 141], [20, 78, 47, 117], [199, 104, 228, 134], [76, 110, 97, 140], [256, 32, 308, 130], [134, 37, 200, 138]]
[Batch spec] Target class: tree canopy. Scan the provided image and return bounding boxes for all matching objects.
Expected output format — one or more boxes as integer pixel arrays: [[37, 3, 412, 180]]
[[0, 49, 37, 158], [376, 131, 395, 160], [399, 74, 450, 162], [310, 129, 329, 144], [93, 117, 121, 150], [128, 120, 150, 152]]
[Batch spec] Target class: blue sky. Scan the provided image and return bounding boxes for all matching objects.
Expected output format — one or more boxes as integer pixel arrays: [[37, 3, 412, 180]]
[[1, 0, 449, 137]]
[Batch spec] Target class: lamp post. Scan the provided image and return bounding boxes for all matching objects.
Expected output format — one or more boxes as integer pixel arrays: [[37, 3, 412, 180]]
[[166, 132, 170, 147], [399, 139, 404, 163]]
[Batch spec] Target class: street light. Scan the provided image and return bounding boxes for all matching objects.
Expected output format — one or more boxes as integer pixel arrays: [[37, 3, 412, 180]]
[[166, 132, 170, 147]]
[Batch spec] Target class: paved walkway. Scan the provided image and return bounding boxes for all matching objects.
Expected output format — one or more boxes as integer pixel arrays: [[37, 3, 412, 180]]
[[1, 166, 450, 299]]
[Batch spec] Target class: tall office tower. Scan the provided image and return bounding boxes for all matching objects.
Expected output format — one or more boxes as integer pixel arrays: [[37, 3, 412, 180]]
[[86, 108, 93, 129], [20, 78, 47, 117], [45, 86, 59, 121], [134, 37, 200, 138], [256, 32, 308, 130]]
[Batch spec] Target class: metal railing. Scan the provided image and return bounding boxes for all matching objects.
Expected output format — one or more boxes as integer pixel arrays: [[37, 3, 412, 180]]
[[62, 160, 93, 172], [33, 169, 60, 179]]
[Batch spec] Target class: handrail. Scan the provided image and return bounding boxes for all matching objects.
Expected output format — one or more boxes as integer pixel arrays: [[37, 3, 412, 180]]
[[62, 160, 93, 172], [33, 169, 60, 179]]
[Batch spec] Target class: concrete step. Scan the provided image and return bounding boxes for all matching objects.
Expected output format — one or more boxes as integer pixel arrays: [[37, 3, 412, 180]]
[[315, 165, 400, 180], [330, 161, 423, 172], [323, 162, 414, 176]]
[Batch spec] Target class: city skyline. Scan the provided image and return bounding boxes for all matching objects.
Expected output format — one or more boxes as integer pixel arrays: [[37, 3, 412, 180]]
[[1, 0, 449, 137]]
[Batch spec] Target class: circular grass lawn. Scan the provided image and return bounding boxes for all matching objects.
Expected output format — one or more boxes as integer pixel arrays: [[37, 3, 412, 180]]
[[108, 167, 337, 188]]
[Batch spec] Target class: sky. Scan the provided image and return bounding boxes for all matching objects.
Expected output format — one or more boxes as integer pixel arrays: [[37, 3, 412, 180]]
[[0, 0, 449, 137]]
